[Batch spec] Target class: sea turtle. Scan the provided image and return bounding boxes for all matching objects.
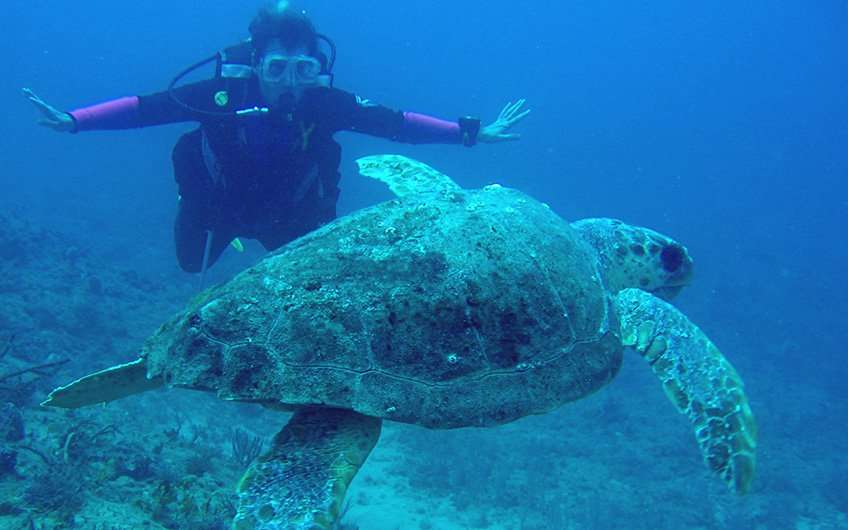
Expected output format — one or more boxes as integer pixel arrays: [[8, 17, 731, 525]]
[[44, 155, 757, 529]]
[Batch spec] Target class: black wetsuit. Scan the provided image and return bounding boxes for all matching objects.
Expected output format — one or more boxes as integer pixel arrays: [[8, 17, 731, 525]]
[[136, 80, 419, 272]]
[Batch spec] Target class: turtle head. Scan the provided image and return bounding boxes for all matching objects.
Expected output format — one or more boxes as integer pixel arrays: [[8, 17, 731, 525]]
[[572, 218, 693, 300]]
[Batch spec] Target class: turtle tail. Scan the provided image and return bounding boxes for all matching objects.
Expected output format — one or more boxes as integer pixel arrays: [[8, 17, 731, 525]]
[[41, 358, 163, 409], [614, 288, 757, 494]]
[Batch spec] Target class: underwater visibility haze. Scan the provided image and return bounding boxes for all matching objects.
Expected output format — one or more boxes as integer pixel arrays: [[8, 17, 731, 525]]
[[0, 1, 846, 528]]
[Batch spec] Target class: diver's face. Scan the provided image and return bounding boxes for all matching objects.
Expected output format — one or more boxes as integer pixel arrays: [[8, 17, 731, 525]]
[[257, 40, 321, 107]]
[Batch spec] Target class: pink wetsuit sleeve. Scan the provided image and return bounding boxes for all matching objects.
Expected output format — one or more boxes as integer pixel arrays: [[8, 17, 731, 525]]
[[401, 112, 461, 144], [69, 96, 141, 132]]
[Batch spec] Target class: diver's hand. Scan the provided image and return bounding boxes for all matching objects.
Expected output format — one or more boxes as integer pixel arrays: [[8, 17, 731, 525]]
[[478, 99, 531, 143], [22, 88, 75, 132]]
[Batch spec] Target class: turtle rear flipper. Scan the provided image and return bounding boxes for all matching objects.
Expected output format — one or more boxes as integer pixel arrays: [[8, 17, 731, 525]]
[[615, 288, 757, 494], [41, 358, 163, 409], [234, 407, 381, 530]]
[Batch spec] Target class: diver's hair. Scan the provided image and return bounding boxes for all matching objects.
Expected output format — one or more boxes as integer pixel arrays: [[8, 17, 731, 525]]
[[249, 1, 319, 57]]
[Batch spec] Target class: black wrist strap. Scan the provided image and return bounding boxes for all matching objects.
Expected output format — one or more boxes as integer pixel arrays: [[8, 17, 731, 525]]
[[458, 116, 481, 147]]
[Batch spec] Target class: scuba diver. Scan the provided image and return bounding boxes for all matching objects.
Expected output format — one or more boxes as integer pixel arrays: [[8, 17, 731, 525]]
[[23, 1, 530, 275]]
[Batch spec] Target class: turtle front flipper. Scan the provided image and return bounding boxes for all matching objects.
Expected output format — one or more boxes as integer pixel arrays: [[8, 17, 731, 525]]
[[234, 407, 382, 530], [614, 288, 757, 494], [41, 358, 163, 408]]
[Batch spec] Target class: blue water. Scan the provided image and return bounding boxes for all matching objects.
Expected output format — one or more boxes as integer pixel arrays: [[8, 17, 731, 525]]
[[2, 1, 846, 528]]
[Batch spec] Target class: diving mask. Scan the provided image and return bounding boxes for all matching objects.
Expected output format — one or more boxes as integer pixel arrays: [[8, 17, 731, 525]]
[[258, 53, 322, 86]]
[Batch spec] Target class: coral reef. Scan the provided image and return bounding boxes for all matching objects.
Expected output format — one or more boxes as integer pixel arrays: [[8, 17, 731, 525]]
[[0, 402, 24, 442]]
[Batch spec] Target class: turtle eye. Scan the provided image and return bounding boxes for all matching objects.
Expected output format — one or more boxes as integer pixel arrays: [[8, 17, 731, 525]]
[[660, 245, 685, 273]]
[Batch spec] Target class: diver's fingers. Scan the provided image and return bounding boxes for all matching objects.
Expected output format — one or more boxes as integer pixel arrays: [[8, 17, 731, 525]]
[[24, 92, 45, 108], [37, 118, 62, 129], [21, 88, 45, 102], [504, 99, 526, 118], [30, 100, 57, 119], [22, 89, 65, 121], [35, 103, 62, 121], [22, 88, 48, 107], [506, 108, 532, 125], [25, 93, 54, 115], [508, 100, 528, 120], [497, 101, 513, 121], [499, 99, 525, 120]]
